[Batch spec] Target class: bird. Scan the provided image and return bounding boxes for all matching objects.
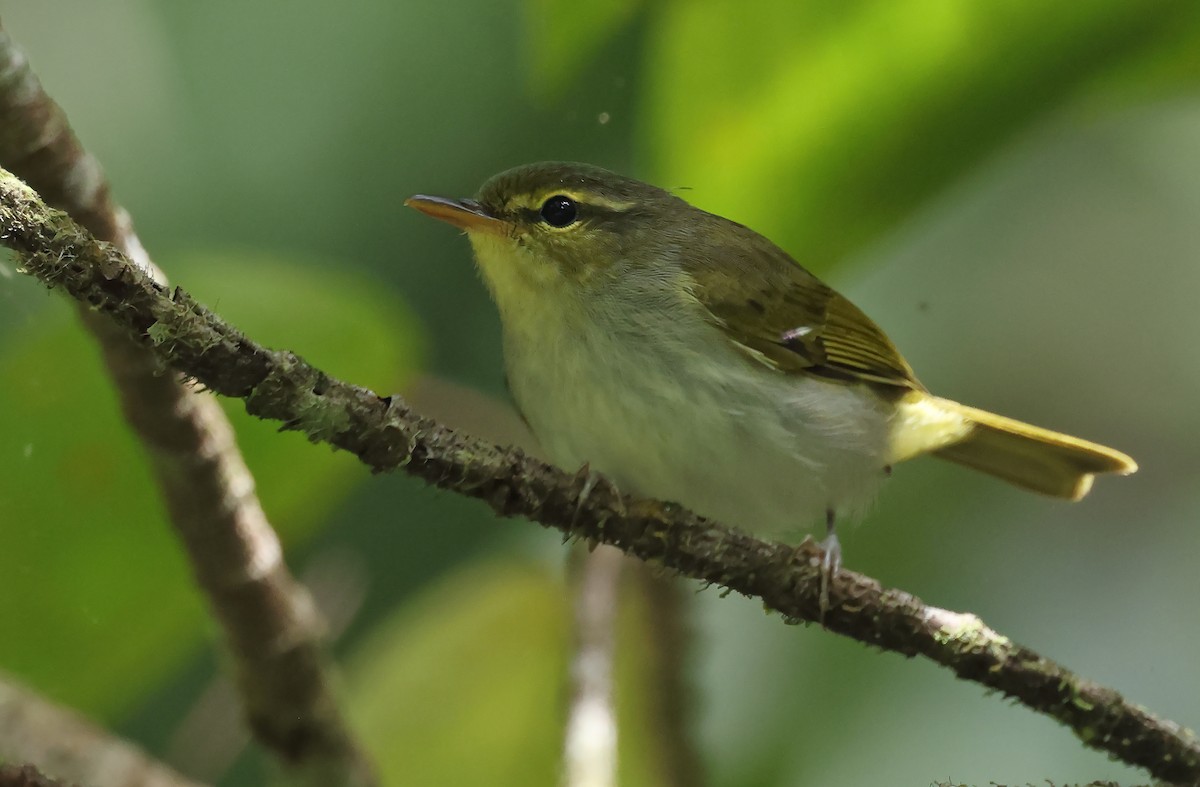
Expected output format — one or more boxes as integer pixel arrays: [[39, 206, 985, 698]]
[[406, 161, 1136, 566]]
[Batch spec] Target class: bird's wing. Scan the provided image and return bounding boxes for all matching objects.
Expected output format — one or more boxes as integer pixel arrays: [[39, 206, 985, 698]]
[[684, 217, 922, 390]]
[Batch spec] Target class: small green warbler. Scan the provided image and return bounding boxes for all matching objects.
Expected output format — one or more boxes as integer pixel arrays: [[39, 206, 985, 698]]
[[407, 162, 1135, 559]]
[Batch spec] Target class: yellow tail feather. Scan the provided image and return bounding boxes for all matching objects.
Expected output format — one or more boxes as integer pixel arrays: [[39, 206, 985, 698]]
[[892, 394, 1137, 500]]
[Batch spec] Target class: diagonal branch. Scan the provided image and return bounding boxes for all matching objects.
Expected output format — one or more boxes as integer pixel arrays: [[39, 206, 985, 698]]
[[0, 26, 374, 787], [0, 169, 1196, 785], [0, 674, 205, 787], [0, 764, 80, 787]]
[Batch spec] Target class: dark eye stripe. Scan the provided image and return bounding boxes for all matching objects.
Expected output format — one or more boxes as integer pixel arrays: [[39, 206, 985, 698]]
[[514, 202, 630, 227]]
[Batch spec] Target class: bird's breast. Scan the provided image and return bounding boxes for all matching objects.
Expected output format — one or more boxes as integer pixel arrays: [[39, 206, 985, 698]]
[[500, 296, 894, 537]]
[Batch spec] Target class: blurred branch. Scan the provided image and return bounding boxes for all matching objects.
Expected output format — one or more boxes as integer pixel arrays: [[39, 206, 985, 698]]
[[165, 551, 369, 783], [931, 783, 1129, 787], [1, 171, 1197, 786], [0, 26, 374, 787], [629, 565, 702, 787], [0, 674, 205, 787], [0, 765, 78, 787], [563, 546, 624, 787], [566, 554, 702, 787]]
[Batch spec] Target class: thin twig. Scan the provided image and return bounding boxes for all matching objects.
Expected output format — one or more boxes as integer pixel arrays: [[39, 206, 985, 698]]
[[0, 674, 206, 787], [0, 26, 374, 787], [2, 169, 1195, 784]]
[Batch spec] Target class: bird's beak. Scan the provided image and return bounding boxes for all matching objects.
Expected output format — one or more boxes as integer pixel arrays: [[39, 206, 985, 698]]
[[405, 195, 510, 236]]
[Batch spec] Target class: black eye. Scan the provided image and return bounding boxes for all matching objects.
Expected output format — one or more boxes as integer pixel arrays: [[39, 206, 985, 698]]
[[539, 195, 578, 227]]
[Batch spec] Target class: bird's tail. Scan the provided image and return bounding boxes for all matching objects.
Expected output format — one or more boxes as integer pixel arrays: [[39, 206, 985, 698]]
[[890, 393, 1137, 500]]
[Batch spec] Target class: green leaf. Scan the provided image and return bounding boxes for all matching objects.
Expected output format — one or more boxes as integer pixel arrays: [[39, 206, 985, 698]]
[[642, 0, 1198, 272], [0, 249, 422, 719]]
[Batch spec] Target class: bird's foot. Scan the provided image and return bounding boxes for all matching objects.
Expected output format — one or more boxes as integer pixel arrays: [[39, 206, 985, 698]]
[[818, 508, 842, 623], [570, 464, 625, 544]]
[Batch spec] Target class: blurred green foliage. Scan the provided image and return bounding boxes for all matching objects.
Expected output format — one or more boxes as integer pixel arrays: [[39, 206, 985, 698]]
[[642, 1, 1200, 269], [1, 1, 1198, 785], [525, 0, 642, 98], [347, 558, 673, 787], [347, 561, 570, 786]]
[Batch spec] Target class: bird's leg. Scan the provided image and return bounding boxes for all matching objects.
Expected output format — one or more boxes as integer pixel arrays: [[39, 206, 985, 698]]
[[570, 464, 626, 540], [573, 463, 599, 529], [818, 508, 842, 621]]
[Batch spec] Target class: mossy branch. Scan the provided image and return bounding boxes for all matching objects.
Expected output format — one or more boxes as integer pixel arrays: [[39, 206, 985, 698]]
[[1, 169, 1197, 784], [0, 24, 374, 787]]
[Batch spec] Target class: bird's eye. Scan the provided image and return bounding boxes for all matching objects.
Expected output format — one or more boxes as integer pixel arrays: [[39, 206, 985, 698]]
[[539, 195, 578, 228]]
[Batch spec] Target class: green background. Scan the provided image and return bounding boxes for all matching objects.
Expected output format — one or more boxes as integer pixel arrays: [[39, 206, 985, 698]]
[[1, 1, 1198, 784]]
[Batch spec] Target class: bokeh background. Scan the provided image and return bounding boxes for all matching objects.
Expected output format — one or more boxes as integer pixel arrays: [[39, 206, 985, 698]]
[[2, 2, 1199, 785]]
